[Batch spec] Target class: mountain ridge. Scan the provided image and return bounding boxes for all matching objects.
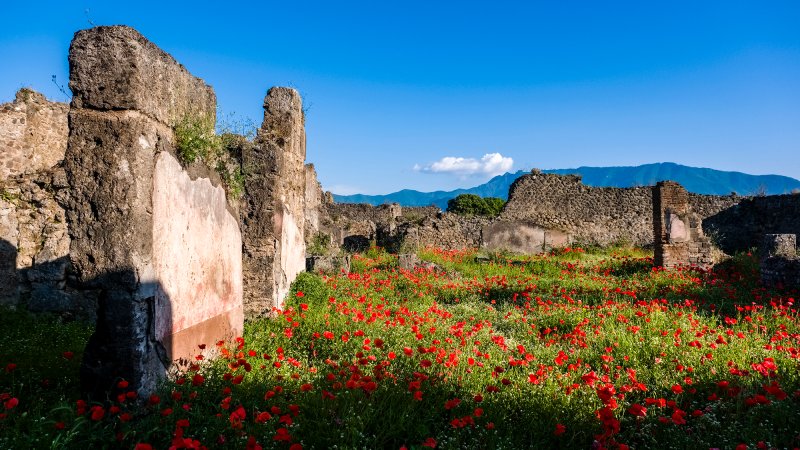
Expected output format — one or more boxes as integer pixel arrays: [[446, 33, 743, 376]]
[[333, 162, 800, 210]]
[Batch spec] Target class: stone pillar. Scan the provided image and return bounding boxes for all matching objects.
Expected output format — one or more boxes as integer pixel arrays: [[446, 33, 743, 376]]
[[653, 181, 713, 269], [64, 26, 243, 398], [242, 87, 307, 317]]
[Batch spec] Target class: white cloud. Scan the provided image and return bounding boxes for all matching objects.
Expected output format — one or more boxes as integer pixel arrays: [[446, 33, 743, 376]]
[[415, 153, 514, 177]]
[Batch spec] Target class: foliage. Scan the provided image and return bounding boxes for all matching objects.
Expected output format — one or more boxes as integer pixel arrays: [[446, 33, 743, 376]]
[[446, 194, 505, 217], [174, 115, 253, 200], [2, 248, 800, 449], [306, 232, 332, 256], [174, 114, 220, 165]]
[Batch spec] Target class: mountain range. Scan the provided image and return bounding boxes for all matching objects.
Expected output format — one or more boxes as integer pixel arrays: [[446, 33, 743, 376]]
[[333, 162, 800, 210]]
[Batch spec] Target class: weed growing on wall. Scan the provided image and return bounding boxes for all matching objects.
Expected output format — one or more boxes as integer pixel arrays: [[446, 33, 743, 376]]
[[174, 114, 255, 201]]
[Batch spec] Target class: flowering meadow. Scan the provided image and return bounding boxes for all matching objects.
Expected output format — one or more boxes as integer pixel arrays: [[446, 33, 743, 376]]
[[1, 246, 799, 449]]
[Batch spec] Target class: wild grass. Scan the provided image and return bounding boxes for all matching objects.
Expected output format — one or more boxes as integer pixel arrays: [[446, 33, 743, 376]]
[[1, 246, 798, 449]]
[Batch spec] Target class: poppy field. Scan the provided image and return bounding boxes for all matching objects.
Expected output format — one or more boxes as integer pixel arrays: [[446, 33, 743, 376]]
[[1, 246, 799, 449]]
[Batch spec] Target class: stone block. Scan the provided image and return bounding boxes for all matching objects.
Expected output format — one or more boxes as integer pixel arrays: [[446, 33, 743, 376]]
[[69, 26, 216, 126], [306, 255, 351, 274], [761, 234, 796, 261]]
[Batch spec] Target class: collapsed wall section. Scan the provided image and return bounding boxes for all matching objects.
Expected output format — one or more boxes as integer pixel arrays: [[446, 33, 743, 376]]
[[241, 87, 306, 317], [64, 26, 242, 398]]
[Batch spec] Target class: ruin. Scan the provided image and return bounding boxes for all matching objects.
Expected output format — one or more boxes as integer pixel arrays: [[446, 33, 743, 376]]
[[241, 87, 308, 318], [61, 26, 243, 397], [0, 89, 86, 315], [4, 23, 800, 402], [652, 181, 714, 269], [760, 234, 800, 289]]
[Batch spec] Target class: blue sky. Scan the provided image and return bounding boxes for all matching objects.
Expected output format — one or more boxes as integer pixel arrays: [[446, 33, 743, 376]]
[[2, 1, 799, 195]]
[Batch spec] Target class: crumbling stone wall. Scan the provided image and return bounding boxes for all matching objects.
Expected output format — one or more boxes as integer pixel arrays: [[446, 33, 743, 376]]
[[402, 212, 487, 250], [702, 194, 800, 254], [0, 89, 89, 315], [241, 87, 307, 317], [1, 89, 69, 179], [304, 163, 323, 246], [653, 181, 713, 269], [760, 234, 800, 289], [499, 170, 741, 247], [64, 26, 242, 398]]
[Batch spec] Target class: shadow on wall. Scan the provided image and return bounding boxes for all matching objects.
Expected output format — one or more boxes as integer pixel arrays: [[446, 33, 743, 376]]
[[0, 238, 17, 305], [78, 271, 173, 402], [703, 195, 800, 255], [0, 238, 97, 320]]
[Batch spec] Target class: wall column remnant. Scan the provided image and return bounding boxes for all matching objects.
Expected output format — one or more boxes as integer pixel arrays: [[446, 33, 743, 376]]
[[242, 87, 307, 317], [64, 26, 243, 398], [653, 181, 713, 269]]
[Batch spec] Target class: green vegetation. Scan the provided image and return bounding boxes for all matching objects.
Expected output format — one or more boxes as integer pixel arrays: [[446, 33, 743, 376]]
[[306, 232, 332, 256], [173, 114, 255, 200], [446, 193, 505, 217], [1, 247, 799, 449]]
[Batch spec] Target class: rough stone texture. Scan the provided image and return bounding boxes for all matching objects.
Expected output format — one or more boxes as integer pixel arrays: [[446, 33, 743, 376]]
[[703, 193, 800, 254], [0, 89, 69, 181], [760, 234, 800, 289], [65, 26, 241, 399], [306, 255, 350, 274], [499, 171, 741, 247], [69, 26, 215, 126], [482, 221, 569, 254], [761, 234, 797, 260], [304, 164, 323, 246], [402, 213, 488, 250], [653, 181, 713, 269], [0, 90, 84, 314], [242, 87, 306, 317]]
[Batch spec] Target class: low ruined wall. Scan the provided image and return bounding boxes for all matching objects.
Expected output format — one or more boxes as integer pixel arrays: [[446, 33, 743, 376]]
[[65, 26, 242, 398], [703, 194, 800, 254], [403, 213, 487, 250], [499, 171, 741, 247]]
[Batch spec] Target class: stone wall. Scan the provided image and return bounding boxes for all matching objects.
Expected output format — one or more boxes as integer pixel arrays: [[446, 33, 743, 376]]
[[1, 89, 69, 180], [0, 89, 87, 315], [498, 170, 741, 248], [64, 26, 242, 398], [653, 181, 713, 269], [760, 234, 799, 289], [703, 194, 800, 254], [241, 87, 307, 317], [403, 212, 487, 250]]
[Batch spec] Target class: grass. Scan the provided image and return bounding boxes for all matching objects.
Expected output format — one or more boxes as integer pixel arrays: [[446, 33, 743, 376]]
[[1, 246, 799, 449]]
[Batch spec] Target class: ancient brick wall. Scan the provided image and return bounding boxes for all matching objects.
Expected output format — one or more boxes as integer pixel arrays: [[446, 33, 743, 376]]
[[653, 181, 713, 269], [64, 26, 242, 398]]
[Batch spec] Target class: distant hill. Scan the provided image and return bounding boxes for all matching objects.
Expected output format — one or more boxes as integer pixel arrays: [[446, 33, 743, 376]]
[[333, 162, 800, 209]]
